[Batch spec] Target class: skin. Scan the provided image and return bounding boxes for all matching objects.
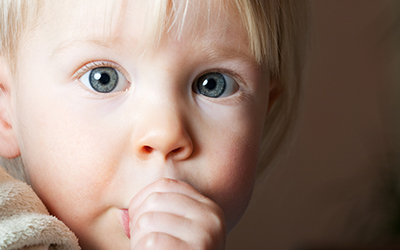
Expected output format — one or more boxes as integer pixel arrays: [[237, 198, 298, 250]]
[[1, 0, 271, 249]]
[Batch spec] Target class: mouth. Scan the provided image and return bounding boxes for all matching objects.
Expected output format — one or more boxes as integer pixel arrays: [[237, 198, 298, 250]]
[[120, 209, 130, 238]]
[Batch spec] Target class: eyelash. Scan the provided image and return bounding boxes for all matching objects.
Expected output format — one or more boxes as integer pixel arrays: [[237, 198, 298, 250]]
[[73, 61, 246, 101], [73, 61, 131, 98], [73, 61, 127, 80], [210, 68, 246, 89]]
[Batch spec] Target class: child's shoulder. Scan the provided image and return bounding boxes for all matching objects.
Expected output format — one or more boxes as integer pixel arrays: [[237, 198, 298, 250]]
[[0, 167, 81, 250]]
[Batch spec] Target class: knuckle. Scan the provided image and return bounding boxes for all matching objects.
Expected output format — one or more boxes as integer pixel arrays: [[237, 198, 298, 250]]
[[136, 233, 185, 250], [140, 233, 159, 249], [136, 212, 154, 231], [195, 206, 226, 249], [197, 226, 226, 250], [210, 211, 225, 232], [157, 177, 178, 187], [156, 177, 192, 191], [143, 192, 164, 210], [201, 203, 225, 232], [211, 203, 225, 221], [146, 191, 162, 204]]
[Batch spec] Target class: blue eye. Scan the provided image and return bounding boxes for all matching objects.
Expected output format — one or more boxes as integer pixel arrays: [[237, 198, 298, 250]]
[[79, 66, 129, 93], [195, 72, 238, 98]]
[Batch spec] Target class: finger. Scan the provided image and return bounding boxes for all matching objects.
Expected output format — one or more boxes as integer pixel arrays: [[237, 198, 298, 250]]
[[130, 212, 223, 250], [129, 196, 225, 249], [129, 178, 208, 209], [130, 191, 216, 229], [130, 211, 193, 246], [131, 232, 188, 250], [128, 178, 212, 219], [128, 178, 226, 249]]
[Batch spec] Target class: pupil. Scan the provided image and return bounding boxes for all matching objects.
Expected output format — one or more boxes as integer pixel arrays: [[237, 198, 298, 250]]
[[99, 73, 110, 85], [196, 72, 226, 98], [203, 79, 216, 90]]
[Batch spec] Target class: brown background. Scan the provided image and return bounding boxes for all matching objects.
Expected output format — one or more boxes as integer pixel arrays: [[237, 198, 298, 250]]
[[226, 1, 397, 249]]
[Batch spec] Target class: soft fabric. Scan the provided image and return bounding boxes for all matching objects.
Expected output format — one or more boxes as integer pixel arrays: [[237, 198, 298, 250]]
[[0, 167, 80, 250]]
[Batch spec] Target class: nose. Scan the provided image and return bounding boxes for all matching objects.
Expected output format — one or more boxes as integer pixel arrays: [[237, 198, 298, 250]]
[[133, 107, 193, 162]]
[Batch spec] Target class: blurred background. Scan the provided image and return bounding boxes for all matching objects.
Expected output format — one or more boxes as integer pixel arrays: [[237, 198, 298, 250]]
[[226, 0, 400, 249]]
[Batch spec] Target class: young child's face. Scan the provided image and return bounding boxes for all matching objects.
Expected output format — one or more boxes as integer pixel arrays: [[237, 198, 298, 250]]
[[10, 0, 271, 248]]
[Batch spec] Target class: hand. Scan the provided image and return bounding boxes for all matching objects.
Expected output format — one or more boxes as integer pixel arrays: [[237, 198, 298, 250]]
[[129, 178, 226, 250]]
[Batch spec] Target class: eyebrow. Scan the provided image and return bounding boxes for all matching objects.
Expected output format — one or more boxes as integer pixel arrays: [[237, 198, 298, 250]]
[[51, 35, 258, 67], [199, 39, 256, 64], [50, 36, 130, 59]]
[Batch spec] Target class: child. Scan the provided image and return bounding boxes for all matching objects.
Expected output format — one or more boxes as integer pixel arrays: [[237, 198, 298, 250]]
[[0, 0, 308, 249]]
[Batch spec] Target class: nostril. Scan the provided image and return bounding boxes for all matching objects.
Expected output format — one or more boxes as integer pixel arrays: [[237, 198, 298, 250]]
[[143, 146, 153, 154], [171, 147, 183, 155]]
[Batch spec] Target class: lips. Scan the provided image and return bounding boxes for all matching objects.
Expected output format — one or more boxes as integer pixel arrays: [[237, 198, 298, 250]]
[[121, 209, 130, 238]]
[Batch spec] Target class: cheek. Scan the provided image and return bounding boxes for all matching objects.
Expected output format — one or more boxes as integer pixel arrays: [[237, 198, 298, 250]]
[[14, 85, 123, 233], [197, 107, 266, 231], [19, 105, 111, 203], [209, 136, 261, 231]]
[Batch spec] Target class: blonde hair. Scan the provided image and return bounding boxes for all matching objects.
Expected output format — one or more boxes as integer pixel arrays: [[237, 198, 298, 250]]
[[0, 0, 308, 181], [0, 0, 40, 74]]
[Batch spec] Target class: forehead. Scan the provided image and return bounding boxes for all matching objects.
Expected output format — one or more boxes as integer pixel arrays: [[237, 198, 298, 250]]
[[36, 0, 251, 59]]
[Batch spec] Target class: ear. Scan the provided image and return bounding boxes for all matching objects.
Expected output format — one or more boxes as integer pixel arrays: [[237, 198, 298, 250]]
[[0, 59, 20, 159], [267, 78, 281, 113]]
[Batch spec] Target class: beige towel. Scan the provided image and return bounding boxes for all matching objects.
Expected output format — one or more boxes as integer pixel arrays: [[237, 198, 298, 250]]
[[0, 167, 80, 250]]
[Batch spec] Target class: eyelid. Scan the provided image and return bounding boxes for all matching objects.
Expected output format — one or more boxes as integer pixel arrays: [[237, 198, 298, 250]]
[[75, 61, 131, 98], [194, 69, 243, 95], [204, 68, 245, 87], [73, 61, 130, 82]]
